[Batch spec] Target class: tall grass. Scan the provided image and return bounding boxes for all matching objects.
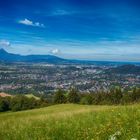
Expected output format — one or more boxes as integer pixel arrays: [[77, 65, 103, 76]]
[[0, 104, 140, 140]]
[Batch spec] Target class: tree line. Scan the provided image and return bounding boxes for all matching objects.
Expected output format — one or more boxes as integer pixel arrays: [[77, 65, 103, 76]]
[[0, 87, 140, 112], [53, 87, 140, 105], [0, 95, 48, 112]]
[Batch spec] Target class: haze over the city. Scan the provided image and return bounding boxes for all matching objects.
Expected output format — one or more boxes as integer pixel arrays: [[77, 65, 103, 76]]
[[0, 0, 140, 61]]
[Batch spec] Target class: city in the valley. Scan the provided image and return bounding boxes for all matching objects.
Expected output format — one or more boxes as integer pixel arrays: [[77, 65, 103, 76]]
[[0, 62, 140, 94]]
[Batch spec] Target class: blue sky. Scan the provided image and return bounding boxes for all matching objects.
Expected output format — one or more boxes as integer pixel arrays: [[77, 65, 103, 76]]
[[0, 0, 140, 61]]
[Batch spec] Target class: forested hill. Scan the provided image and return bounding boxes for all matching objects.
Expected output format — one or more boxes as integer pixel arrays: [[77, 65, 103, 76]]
[[108, 64, 140, 74]]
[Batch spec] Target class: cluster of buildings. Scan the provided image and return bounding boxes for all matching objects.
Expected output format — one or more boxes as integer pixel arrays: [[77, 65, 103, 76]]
[[0, 63, 140, 94]]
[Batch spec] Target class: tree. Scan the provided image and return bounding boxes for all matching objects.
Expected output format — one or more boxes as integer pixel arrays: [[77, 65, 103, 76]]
[[80, 94, 93, 105], [109, 87, 123, 104], [121, 92, 132, 104], [0, 97, 11, 112], [10, 95, 40, 111], [68, 88, 80, 103], [53, 89, 66, 104], [131, 87, 140, 102]]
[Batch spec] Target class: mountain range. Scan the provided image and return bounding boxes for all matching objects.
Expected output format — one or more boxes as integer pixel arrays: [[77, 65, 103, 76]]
[[0, 49, 67, 64], [0, 48, 140, 65]]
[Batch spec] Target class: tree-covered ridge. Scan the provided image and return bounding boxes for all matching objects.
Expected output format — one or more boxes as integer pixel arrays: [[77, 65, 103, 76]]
[[108, 64, 140, 74]]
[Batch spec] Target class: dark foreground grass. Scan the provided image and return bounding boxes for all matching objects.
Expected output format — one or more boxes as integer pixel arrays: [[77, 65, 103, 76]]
[[0, 104, 140, 140]]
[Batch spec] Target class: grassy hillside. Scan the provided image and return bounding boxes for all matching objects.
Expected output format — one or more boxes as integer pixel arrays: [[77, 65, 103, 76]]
[[0, 104, 140, 140], [25, 94, 40, 100]]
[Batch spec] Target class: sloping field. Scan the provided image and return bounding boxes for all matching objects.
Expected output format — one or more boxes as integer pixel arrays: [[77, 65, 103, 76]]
[[25, 94, 40, 100], [0, 104, 140, 140]]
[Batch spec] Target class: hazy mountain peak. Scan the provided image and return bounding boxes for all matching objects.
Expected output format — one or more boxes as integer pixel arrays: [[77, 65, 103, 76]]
[[0, 48, 8, 54]]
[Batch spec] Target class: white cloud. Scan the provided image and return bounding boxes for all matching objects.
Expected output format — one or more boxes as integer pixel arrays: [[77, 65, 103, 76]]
[[0, 40, 10, 47], [18, 19, 45, 28], [19, 18, 33, 26], [50, 49, 60, 55]]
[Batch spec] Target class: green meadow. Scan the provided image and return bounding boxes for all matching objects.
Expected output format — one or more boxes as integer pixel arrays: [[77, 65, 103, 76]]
[[0, 104, 140, 140]]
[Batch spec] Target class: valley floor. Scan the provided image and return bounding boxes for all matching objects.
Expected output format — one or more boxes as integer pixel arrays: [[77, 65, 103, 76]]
[[0, 104, 140, 140]]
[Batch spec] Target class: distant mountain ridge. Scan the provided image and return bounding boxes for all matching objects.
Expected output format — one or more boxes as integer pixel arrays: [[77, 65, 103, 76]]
[[0, 49, 67, 64], [0, 49, 140, 65]]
